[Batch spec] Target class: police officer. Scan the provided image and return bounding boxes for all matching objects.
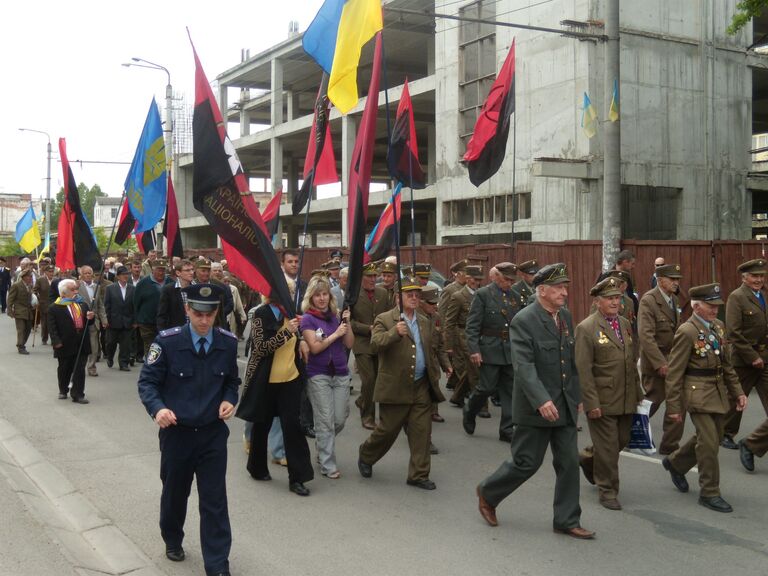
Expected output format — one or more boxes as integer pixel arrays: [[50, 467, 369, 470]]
[[510, 259, 538, 309], [463, 262, 518, 442], [138, 284, 240, 576], [662, 283, 746, 513]]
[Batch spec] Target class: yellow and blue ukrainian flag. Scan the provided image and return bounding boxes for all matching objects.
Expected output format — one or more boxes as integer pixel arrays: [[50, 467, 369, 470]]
[[581, 92, 598, 138], [15, 203, 41, 253], [609, 79, 619, 122]]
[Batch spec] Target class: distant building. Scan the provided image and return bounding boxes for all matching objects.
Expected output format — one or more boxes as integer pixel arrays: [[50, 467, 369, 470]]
[[0, 193, 44, 237], [92, 197, 123, 229]]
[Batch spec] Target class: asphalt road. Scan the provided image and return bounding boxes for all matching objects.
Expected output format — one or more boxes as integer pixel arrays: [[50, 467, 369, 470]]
[[0, 314, 766, 576]]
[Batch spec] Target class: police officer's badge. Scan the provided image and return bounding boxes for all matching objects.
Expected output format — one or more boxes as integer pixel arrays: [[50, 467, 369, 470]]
[[147, 343, 162, 365], [200, 286, 212, 297]]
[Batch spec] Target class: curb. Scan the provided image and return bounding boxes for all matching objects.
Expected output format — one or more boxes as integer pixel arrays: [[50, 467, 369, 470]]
[[0, 417, 164, 576]]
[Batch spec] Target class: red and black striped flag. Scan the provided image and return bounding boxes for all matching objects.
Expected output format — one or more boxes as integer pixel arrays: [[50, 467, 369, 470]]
[[387, 79, 425, 188], [365, 183, 401, 262], [163, 174, 183, 258], [114, 197, 135, 246], [463, 39, 516, 187], [262, 187, 283, 238]]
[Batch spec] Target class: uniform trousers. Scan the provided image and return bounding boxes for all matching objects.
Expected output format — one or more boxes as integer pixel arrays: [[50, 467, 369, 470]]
[[107, 327, 133, 368], [85, 325, 99, 371], [583, 414, 633, 501], [668, 412, 725, 498], [159, 421, 231, 575], [359, 378, 433, 482], [643, 373, 685, 454], [466, 363, 514, 437], [247, 378, 314, 484], [449, 348, 478, 404], [15, 318, 32, 348], [355, 353, 378, 424], [744, 418, 768, 457], [57, 353, 87, 399], [479, 423, 581, 530], [138, 324, 158, 360], [724, 366, 768, 437]]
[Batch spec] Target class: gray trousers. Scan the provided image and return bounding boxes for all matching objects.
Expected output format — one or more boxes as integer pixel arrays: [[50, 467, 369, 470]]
[[307, 374, 351, 475], [466, 362, 514, 437], [479, 424, 582, 530]]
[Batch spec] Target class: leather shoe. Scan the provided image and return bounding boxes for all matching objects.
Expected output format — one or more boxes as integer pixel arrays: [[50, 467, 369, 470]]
[[600, 498, 622, 511], [490, 396, 502, 407], [106, 358, 114, 368], [119, 366, 130, 372], [579, 454, 595, 485], [165, 547, 185, 562], [431, 413, 445, 423], [358, 458, 373, 478], [72, 397, 90, 404], [554, 526, 596, 540], [449, 399, 464, 408], [303, 426, 316, 438], [406, 478, 436, 490], [18, 347, 29, 355], [739, 439, 755, 472], [499, 434, 512, 443], [476, 486, 498, 526], [698, 495, 733, 513], [720, 434, 738, 450], [662, 457, 689, 493], [462, 407, 476, 435], [429, 442, 439, 455], [250, 472, 271, 481], [87, 369, 98, 377], [58, 393, 67, 400], [478, 410, 492, 419], [289, 481, 310, 496]]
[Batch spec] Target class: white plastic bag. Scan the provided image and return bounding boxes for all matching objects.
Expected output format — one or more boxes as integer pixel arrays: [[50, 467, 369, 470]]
[[627, 398, 656, 455]]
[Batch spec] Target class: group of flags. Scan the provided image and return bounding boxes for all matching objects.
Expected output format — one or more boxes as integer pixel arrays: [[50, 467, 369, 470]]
[[582, 79, 620, 139]]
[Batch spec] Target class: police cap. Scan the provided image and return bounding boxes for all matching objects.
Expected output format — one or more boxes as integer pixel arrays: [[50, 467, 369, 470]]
[[182, 283, 223, 312]]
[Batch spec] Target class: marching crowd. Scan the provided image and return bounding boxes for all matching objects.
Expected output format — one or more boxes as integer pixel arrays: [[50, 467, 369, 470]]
[[2, 248, 768, 575]]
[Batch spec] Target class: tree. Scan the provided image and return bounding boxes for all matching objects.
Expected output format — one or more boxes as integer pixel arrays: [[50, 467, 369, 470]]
[[728, 0, 767, 34], [50, 182, 107, 232]]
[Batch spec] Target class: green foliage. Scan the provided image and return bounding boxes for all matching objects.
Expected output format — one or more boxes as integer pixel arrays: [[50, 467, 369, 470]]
[[49, 182, 107, 232], [728, 0, 766, 34], [0, 235, 25, 258], [93, 227, 138, 255]]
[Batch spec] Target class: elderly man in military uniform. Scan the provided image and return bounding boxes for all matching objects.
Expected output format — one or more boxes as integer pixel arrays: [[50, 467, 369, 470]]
[[510, 259, 538, 309], [638, 263, 684, 454], [438, 259, 468, 390], [661, 283, 747, 513], [7, 268, 36, 354], [476, 263, 593, 539], [378, 260, 399, 308], [463, 262, 518, 442], [414, 263, 441, 292], [358, 278, 448, 490], [721, 258, 768, 450], [351, 262, 392, 429], [138, 283, 240, 576], [575, 277, 642, 510], [444, 265, 484, 408]]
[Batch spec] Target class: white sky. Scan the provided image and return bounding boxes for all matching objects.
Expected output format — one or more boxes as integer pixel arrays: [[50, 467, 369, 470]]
[[0, 0, 324, 201]]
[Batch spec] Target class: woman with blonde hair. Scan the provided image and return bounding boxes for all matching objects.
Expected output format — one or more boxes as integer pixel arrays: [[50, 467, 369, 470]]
[[300, 275, 354, 478]]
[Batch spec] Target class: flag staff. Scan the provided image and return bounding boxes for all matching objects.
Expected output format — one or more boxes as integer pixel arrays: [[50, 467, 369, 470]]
[[510, 88, 516, 261], [295, 170, 316, 310]]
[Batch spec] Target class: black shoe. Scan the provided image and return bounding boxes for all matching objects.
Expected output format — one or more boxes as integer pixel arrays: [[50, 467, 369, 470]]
[[662, 457, 689, 493], [490, 396, 502, 407], [430, 442, 439, 455], [250, 472, 271, 481], [303, 426, 316, 438], [358, 458, 373, 478], [119, 365, 130, 372], [135, 357, 144, 364], [739, 439, 755, 472], [72, 397, 90, 405], [18, 347, 29, 355], [478, 410, 492, 419], [720, 434, 738, 450], [698, 495, 733, 513], [462, 406, 476, 435], [106, 358, 114, 368], [129, 359, 135, 367], [58, 393, 67, 400], [449, 399, 464, 408], [165, 547, 185, 562], [407, 478, 437, 490], [499, 434, 512, 443], [289, 481, 310, 496]]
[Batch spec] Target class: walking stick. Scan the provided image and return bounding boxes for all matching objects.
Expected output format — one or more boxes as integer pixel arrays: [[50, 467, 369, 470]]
[[31, 302, 39, 347]]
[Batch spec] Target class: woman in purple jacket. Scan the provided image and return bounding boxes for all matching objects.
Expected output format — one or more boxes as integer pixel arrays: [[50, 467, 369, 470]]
[[300, 275, 354, 478]]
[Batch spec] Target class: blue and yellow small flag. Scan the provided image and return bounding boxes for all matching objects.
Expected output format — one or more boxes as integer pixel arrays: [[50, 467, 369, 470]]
[[15, 203, 42, 253], [609, 79, 619, 122], [581, 92, 598, 139]]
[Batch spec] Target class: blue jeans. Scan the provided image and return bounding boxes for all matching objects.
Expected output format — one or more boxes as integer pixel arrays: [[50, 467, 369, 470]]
[[306, 374, 351, 474], [244, 418, 285, 459]]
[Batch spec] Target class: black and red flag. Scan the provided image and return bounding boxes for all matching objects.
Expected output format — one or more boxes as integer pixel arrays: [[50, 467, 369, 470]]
[[262, 187, 283, 238], [115, 196, 155, 254], [163, 174, 183, 258], [387, 79, 425, 188], [344, 32, 382, 310], [463, 39, 516, 187], [365, 182, 401, 262], [136, 229, 155, 255], [56, 138, 101, 271], [293, 73, 338, 215], [190, 37, 295, 316]]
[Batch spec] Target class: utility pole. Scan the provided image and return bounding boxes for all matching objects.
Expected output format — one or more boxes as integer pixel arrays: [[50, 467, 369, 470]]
[[18, 128, 52, 244], [602, 0, 621, 270]]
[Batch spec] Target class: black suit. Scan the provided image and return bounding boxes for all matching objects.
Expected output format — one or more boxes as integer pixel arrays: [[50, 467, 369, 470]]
[[0, 266, 11, 312], [157, 283, 187, 331], [105, 282, 135, 368], [48, 301, 93, 399]]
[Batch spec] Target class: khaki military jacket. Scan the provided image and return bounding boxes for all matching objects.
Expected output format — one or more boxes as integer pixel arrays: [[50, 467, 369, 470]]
[[575, 311, 641, 415], [666, 316, 743, 415], [8, 280, 35, 320], [350, 285, 391, 356], [371, 307, 447, 404], [438, 280, 465, 325], [638, 286, 680, 375], [34, 275, 51, 308], [725, 283, 768, 366], [466, 283, 518, 365], [444, 285, 473, 353]]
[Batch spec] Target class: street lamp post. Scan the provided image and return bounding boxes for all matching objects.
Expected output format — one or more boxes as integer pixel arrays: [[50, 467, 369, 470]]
[[18, 128, 52, 243]]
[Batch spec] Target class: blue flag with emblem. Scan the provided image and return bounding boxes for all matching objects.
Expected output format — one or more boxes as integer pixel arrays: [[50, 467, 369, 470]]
[[124, 98, 167, 233]]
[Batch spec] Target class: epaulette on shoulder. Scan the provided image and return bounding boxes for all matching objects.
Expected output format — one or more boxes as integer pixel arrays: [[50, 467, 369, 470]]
[[216, 327, 238, 339], [159, 326, 183, 337]]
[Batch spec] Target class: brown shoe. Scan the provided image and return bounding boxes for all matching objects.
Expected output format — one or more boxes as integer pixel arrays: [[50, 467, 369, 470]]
[[600, 498, 622, 511], [431, 413, 445, 423], [553, 526, 595, 539], [476, 486, 498, 527], [88, 369, 98, 377]]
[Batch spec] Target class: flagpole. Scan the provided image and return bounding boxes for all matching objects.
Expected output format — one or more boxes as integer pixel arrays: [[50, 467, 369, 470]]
[[510, 92, 517, 261], [295, 170, 316, 309]]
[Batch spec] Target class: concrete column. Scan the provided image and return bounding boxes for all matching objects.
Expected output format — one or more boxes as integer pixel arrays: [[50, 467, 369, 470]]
[[427, 124, 436, 185], [271, 137, 283, 196], [285, 90, 295, 122], [341, 115, 357, 246], [287, 156, 299, 203], [218, 84, 228, 124], [239, 88, 250, 137], [271, 58, 284, 126], [601, 0, 621, 269]]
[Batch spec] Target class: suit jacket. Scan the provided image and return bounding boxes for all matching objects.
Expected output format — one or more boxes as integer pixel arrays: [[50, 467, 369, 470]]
[[466, 283, 517, 365], [350, 285, 391, 355], [371, 307, 446, 404], [575, 311, 641, 415], [509, 300, 580, 427], [34, 275, 51, 309], [0, 267, 11, 291], [7, 280, 35, 320], [638, 286, 680, 375], [48, 301, 93, 358], [725, 283, 768, 366], [78, 280, 108, 328], [105, 282, 135, 330], [157, 283, 188, 331], [444, 285, 473, 353], [666, 315, 743, 415]]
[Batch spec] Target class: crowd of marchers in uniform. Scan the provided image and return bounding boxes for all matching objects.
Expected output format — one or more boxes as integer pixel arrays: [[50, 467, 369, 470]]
[[2, 246, 768, 569]]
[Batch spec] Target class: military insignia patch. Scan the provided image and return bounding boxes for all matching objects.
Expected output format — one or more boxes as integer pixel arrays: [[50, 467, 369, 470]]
[[200, 286, 212, 297], [147, 343, 162, 365]]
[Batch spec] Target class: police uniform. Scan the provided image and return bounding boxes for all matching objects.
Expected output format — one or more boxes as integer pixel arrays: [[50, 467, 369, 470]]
[[662, 283, 745, 513], [138, 284, 240, 575], [510, 259, 538, 309], [575, 278, 642, 510]]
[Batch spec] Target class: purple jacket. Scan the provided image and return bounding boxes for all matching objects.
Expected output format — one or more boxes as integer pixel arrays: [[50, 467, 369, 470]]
[[300, 310, 349, 378]]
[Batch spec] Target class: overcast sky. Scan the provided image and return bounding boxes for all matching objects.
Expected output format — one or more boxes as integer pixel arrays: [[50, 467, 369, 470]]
[[0, 0, 324, 202]]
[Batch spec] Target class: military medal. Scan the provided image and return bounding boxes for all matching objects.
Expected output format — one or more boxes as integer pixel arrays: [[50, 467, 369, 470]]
[[597, 330, 609, 345]]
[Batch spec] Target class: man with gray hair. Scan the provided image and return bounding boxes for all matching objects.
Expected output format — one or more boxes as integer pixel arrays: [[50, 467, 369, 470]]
[[331, 266, 348, 309]]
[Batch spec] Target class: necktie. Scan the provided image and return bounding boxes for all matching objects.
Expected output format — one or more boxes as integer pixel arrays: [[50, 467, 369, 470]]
[[758, 292, 766, 310], [197, 339, 207, 359], [607, 317, 624, 344]]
